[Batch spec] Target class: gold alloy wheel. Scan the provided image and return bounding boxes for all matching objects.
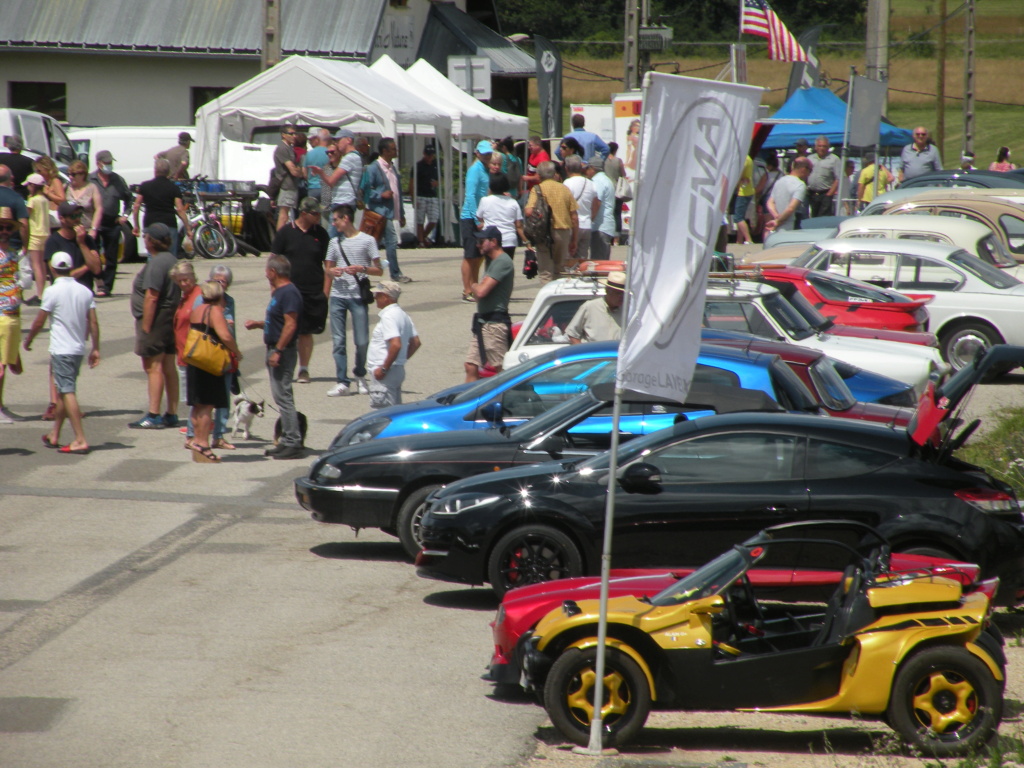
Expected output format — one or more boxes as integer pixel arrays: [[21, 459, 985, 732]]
[[912, 669, 978, 734], [566, 667, 630, 726]]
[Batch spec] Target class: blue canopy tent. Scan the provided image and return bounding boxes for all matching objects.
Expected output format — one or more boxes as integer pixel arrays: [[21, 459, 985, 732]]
[[761, 87, 912, 150]]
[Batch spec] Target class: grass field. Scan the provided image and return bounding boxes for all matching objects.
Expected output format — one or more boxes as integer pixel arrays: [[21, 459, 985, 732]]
[[531, 4, 1023, 166]]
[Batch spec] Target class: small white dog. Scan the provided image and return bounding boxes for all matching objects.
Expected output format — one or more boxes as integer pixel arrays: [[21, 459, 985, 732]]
[[231, 395, 265, 439]]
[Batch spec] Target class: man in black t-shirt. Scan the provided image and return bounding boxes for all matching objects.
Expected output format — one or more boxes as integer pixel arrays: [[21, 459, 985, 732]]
[[269, 197, 329, 384], [132, 158, 192, 256], [44, 202, 102, 292], [410, 146, 439, 247]]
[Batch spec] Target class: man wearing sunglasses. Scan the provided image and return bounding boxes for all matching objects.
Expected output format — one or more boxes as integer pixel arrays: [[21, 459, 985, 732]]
[[44, 202, 101, 292], [899, 126, 942, 184]]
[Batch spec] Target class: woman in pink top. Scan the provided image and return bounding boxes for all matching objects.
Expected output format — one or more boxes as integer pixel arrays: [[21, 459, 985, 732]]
[[64, 160, 104, 238], [989, 147, 1017, 172]]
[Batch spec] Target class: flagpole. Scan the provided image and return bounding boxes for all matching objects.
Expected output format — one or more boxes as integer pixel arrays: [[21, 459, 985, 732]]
[[574, 71, 650, 759], [840, 67, 855, 215]]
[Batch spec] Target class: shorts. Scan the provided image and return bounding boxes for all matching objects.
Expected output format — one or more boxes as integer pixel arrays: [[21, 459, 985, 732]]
[[28, 235, 47, 251], [134, 307, 176, 357], [298, 291, 328, 335], [51, 353, 83, 394], [734, 194, 753, 220], [465, 323, 510, 369], [415, 197, 440, 225], [277, 188, 298, 208], [368, 365, 405, 409], [461, 218, 481, 260], [0, 314, 20, 365]]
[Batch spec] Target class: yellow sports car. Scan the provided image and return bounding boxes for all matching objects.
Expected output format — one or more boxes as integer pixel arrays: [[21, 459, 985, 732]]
[[521, 521, 1005, 756]]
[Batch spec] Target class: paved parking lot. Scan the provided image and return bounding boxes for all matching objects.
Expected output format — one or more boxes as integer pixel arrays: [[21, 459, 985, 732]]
[[1, 242, 1022, 767]]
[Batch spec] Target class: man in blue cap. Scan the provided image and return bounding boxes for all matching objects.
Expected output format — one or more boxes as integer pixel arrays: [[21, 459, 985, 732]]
[[459, 140, 493, 302]]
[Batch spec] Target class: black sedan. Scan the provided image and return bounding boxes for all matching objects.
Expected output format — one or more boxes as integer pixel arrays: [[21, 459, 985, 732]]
[[296, 383, 782, 559], [416, 347, 1024, 600]]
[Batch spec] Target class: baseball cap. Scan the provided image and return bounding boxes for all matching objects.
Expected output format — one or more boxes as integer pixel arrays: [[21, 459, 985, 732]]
[[333, 128, 356, 141], [424, 144, 436, 154], [373, 280, 401, 300], [587, 155, 605, 171], [178, 132, 195, 143], [57, 201, 83, 217], [50, 251, 74, 271], [25, 173, 46, 186], [476, 140, 493, 155], [144, 222, 172, 241], [474, 225, 502, 241], [96, 150, 115, 164], [298, 196, 322, 215]]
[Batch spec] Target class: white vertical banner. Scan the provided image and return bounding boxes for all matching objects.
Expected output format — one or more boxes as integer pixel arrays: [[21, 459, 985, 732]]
[[617, 73, 763, 402]]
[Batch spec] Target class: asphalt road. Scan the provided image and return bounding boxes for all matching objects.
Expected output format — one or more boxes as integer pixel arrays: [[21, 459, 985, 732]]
[[1, 242, 1021, 767]]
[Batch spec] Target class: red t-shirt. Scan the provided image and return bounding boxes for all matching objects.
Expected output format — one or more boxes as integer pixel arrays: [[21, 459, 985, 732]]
[[526, 148, 551, 190], [174, 285, 203, 365]]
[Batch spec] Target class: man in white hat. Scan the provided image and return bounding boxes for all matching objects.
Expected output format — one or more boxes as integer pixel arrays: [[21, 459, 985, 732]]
[[565, 271, 625, 344], [23, 251, 101, 452], [366, 280, 420, 408]]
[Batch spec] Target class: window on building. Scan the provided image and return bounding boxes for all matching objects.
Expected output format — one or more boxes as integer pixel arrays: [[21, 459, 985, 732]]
[[191, 87, 231, 121], [9, 82, 66, 121]]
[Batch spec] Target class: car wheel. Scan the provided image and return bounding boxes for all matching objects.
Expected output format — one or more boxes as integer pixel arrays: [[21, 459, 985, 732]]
[[940, 322, 1002, 372], [396, 485, 440, 561], [543, 646, 651, 748], [487, 525, 583, 598], [887, 646, 1002, 757]]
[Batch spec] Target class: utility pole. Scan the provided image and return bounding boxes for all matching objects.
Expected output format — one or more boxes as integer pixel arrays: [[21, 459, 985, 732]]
[[638, 0, 651, 82], [624, 0, 640, 90], [262, 0, 281, 71], [936, 0, 946, 158], [865, 0, 890, 113], [963, 0, 976, 154]]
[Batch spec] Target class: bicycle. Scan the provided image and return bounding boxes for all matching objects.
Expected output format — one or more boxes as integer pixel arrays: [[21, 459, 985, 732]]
[[177, 176, 236, 259]]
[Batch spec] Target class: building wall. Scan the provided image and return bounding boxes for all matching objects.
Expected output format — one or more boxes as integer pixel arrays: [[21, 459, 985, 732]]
[[0, 51, 259, 127]]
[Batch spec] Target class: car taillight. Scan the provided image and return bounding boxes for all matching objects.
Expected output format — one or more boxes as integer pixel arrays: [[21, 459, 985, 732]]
[[954, 488, 1020, 516]]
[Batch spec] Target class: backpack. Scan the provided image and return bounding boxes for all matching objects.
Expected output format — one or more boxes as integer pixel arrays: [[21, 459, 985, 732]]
[[523, 185, 552, 245]]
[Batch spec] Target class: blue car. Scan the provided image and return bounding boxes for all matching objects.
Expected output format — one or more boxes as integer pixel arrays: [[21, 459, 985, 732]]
[[331, 341, 821, 448]]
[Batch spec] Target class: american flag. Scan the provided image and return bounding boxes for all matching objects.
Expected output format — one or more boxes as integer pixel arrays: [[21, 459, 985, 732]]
[[740, 0, 809, 63]]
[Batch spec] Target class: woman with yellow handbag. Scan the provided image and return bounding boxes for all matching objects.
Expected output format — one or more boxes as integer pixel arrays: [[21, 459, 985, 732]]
[[185, 281, 241, 462]]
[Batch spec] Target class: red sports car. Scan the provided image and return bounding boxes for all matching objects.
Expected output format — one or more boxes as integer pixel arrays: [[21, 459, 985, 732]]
[[753, 265, 934, 337]]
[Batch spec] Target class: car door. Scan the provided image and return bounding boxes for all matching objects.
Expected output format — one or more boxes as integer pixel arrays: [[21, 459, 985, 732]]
[[892, 255, 964, 293], [611, 430, 809, 568], [800, 437, 907, 527]]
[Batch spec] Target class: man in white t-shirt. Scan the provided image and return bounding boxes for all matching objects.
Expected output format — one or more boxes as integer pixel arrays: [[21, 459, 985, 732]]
[[562, 155, 598, 268], [23, 251, 101, 454], [366, 280, 420, 409], [324, 203, 383, 397], [475, 173, 525, 258]]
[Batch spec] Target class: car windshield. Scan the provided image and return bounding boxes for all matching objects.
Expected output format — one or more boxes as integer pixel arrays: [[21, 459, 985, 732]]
[[805, 271, 907, 304], [792, 244, 824, 268], [523, 298, 590, 346], [507, 393, 599, 440], [808, 358, 858, 411], [762, 292, 818, 340], [948, 249, 1022, 289], [976, 234, 1018, 269], [649, 548, 749, 606]]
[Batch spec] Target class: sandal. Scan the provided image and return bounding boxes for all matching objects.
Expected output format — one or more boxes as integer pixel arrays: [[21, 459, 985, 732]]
[[212, 438, 236, 450], [190, 444, 221, 463], [183, 437, 195, 451]]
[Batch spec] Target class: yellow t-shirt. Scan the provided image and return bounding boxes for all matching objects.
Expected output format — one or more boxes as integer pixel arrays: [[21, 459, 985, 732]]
[[28, 194, 49, 240], [857, 165, 891, 203], [737, 155, 755, 197]]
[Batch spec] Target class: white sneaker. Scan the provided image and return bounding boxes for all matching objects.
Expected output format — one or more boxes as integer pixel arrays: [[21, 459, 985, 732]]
[[326, 382, 352, 397], [357, 378, 370, 395]]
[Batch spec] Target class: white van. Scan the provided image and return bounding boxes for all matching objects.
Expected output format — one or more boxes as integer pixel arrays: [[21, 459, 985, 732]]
[[0, 108, 75, 168], [68, 126, 194, 186]]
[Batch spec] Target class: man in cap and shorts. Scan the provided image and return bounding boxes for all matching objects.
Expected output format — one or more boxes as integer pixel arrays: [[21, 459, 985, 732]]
[[464, 225, 514, 382], [273, 127, 301, 230], [366, 280, 420, 408], [23, 251, 101, 453], [565, 271, 626, 344], [127, 223, 181, 429]]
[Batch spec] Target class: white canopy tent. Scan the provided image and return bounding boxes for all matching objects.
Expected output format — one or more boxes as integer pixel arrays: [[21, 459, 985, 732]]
[[193, 55, 454, 239]]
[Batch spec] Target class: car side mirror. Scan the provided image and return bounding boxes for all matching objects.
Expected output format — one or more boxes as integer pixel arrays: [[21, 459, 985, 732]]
[[617, 462, 663, 494], [530, 434, 566, 454], [479, 402, 504, 426]]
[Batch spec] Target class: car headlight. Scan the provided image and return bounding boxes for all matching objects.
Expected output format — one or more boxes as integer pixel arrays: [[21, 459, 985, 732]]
[[315, 463, 342, 484], [434, 494, 501, 515], [346, 418, 391, 445]]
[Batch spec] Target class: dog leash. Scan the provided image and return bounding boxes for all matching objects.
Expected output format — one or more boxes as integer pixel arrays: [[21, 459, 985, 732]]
[[235, 371, 281, 415]]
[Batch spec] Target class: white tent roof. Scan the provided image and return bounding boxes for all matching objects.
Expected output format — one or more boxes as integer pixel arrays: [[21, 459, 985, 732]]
[[370, 54, 492, 140], [406, 58, 529, 141], [194, 55, 452, 177]]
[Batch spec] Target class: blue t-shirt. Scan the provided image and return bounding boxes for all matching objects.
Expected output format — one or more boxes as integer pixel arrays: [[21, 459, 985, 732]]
[[303, 146, 329, 191], [264, 282, 303, 348], [460, 160, 490, 220]]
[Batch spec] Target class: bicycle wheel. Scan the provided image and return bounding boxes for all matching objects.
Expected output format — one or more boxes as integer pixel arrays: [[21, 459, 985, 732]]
[[221, 227, 237, 258], [194, 223, 228, 259]]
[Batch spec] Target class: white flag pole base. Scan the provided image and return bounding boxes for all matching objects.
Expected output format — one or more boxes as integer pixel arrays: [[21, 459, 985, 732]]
[[571, 746, 620, 757]]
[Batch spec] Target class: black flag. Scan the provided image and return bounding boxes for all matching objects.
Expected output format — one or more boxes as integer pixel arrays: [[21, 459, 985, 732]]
[[786, 25, 824, 99], [534, 35, 562, 138]]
